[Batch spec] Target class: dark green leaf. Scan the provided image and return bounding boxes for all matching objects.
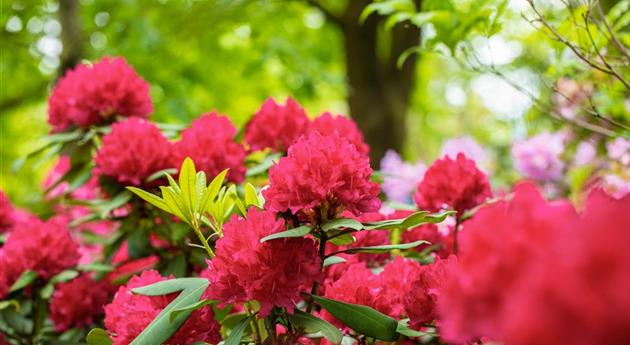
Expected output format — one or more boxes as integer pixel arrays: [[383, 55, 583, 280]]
[[328, 233, 355, 245], [224, 314, 255, 345], [312, 295, 399, 341], [333, 240, 428, 255], [10, 270, 38, 292], [260, 225, 312, 243], [321, 218, 363, 232], [86, 328, 113, 345], [289, 310, 342, 344]]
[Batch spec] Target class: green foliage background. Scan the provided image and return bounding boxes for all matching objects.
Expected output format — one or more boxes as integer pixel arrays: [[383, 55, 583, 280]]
[[2, 0, 626, 208]]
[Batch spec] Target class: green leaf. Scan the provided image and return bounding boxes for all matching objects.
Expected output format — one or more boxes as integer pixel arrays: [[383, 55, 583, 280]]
[[363, 210, 455, 230], [246, 152, 281, 177], [131, 277, 208, 296], [99, 191, 133, 218], [127, 187, 171, 213], [86, 328, 113, 345], [146, 168, 178, 183], [195, 171, 207, 211], [312, 295, 399, 342], [244, 183, 260, 208], [289, 310, 342, 344], [396, 318, 429, 338], [77, 263, 115, 273], [179, 157, 198, 216], [169, 299, 214, 322], [10, 270, 38, 292], [260, 225, 312, 243], [323, 256, 347, 267], [321, 218, 363, 232], [406, 210, 456, 227], [129, 278, 209, 345], [328, 233, 355, 246], [334, 240, 428, 255], [224, 314, 255, 345], [0, 299, 19, 311], [161, 186, 189, 223], [40, 270, 80, 298], [200, 169, 229, 213]]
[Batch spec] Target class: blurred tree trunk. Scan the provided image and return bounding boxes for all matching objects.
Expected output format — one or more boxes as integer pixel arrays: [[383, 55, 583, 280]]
[[58, 0, 83, 78], [307, 0, 422, 166]]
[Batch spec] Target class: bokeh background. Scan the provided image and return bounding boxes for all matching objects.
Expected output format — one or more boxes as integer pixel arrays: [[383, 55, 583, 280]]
[[1, 0, 626, 209]]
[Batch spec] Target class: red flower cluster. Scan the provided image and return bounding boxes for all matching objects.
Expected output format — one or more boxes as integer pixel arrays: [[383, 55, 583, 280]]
[[414, 153, 492, 214], [264, 132, 380, 218], [95, 118, 173, 186], [48, 57, 152, 131], [308, 112, 370, 156], [404, 256, 456, 329], [245, 97, 309, 152], [439, 183, 630, 345], [173, 112, 246, 182], [104, 270, 220, 345], [0, 217, 80, 297], [49, 274, 111, 331], [203, 208, 321, 317], [324, 257, 423, 323], [0, 190, 15, 233]]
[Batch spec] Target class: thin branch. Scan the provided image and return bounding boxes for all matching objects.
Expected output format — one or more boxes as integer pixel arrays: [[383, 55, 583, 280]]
[[582, 4, 630, 89], [593, 0, 630, 62]]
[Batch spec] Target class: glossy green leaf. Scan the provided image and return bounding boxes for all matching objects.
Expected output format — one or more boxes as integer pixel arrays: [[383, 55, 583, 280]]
[[323, 256, 347, 267], [179, 157, 198, 216], [224, 314, 255, 345], [260, 225, 312, 243], [169, 299, 214, 322], [129, 278, 209, 345], [127, 187, 171, 213], [312, 295, 399, 341], [333, 240, 428, 255], [244, 183, 259, 208], [0, 299, 19, 311], [86, 328, 113, 345], [321, 218, 363, 232], [161, 186, 189, 222], [289, 310, 342, 344], [10, 270, 38, 292]]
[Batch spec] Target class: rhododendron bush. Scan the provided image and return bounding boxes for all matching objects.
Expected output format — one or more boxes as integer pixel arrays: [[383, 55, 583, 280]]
[[1, 56, 630, 345]]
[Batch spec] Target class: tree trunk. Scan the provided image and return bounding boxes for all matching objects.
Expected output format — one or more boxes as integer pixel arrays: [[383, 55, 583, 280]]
[[58, 0, 83, 78], [309, 0, 421, 166]]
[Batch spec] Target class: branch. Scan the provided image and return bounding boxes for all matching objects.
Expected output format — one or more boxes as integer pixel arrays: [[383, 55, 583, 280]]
[[593, 0, 630, 62]]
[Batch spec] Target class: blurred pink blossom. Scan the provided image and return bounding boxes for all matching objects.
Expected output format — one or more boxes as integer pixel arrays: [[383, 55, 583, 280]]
[[380, 150, 426, 203], [512, 132, 566, 181], [573, 140, 597, 166], [441, 136, 489, 171]]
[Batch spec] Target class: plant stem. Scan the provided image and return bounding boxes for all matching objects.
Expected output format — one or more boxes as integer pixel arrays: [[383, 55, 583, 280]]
[[267, 309, 278, 345], [245, 303, 262, 345], [191, 222, 215, 258], [306, 229, 327, 313]]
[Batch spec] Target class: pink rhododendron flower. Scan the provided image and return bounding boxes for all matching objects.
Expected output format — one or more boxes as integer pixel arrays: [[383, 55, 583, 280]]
[[0, 190, 16, 233], [437, 183, 630, 345], [404, 256, 456, 329], [0, 217, 80, 282], [95, 118, 173, 186], [553, 78, 592, 120], [173, 112, 246, 182], [378, 256, 424, 318], [380, 150, 426, 203], [245, 97, 309, 152], [203, 208, 322, 317], [49, 274, 111, 331], [104, 270, 220, 345], [414, 153, 492, 214], [48, 57, 152, 131], [308, 112, 370, 156], [511, 132, 565, 181], [441, 136, 489, 171], [264, 132, 380, 219]]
